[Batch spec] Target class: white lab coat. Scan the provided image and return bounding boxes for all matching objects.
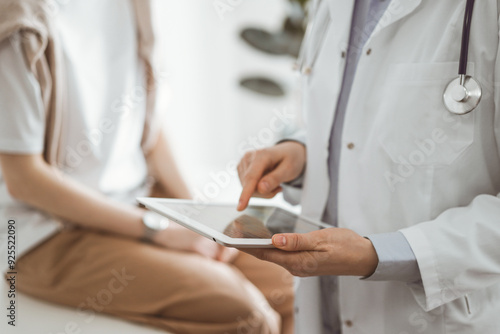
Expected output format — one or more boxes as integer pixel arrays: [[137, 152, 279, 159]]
[[293, 0, 500, 333]]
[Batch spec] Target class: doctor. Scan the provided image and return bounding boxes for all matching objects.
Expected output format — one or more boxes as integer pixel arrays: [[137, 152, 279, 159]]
[[237, 0, 500, 333]]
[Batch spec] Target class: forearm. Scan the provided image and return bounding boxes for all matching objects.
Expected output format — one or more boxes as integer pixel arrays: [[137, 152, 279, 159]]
[[146, 130, 191, 199], [1, 154, 144, 239]]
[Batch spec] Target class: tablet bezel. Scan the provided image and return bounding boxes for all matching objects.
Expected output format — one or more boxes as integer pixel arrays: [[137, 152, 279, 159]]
[[137, 197, 328, 248]]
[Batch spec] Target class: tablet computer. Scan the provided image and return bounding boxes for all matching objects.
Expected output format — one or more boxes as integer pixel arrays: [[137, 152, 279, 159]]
[[137, 197, 330, 248]]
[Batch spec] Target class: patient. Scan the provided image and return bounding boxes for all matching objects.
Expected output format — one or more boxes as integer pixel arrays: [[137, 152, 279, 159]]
[[0, 1, 293, 333]]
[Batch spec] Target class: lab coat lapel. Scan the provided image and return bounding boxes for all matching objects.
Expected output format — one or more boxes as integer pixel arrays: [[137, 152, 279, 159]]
[[328, 0, 355, 45], [367, 0, 423, 44], [327, 0, 355, 22], [327, 0, 355, 52]]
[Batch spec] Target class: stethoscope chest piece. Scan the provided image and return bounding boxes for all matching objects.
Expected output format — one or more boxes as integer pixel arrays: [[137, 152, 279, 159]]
[[443, 0, 481, 115], [443, 74, 482, 115]]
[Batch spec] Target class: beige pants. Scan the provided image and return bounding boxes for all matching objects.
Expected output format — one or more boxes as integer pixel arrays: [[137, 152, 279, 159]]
[[15, 229, 294, 334]]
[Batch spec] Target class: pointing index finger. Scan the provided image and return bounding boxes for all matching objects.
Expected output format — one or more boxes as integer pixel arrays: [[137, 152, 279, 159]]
[[238, 177, 258, 211], [237, 159, 267, 211]]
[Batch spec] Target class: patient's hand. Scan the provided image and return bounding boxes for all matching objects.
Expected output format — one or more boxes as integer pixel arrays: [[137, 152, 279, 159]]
[[155, 222, 238, 262]]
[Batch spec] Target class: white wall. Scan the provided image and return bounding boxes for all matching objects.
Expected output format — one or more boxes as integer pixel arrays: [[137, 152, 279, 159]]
[[153, 0, 302, 203]]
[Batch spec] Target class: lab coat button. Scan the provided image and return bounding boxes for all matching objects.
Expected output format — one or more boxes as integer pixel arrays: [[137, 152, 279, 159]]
[[366, 48, 372, 55], [347, 143, 355, 150], [341, 51, 346, 58], [345, 320, 353, 327], [302, 66, 312, 75]]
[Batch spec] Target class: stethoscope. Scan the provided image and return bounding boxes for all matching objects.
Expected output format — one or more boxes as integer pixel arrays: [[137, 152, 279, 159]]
[[443, 0, 482, 115], [296, 0, 482, 116]]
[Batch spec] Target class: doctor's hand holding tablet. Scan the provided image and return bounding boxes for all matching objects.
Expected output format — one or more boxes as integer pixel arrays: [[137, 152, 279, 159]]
[[138, 141, 377, 277], [236, 141, 379, 278]]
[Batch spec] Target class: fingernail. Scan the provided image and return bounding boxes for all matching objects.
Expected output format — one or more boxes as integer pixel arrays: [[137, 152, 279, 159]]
[[274, 235, 286, 247]]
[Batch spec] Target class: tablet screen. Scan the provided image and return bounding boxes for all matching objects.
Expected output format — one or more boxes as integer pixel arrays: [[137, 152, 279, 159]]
[[160, 203, 325, 239]]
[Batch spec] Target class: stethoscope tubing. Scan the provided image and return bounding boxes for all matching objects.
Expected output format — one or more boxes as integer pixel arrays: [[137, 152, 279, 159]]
[[459, 0, 475, 76]]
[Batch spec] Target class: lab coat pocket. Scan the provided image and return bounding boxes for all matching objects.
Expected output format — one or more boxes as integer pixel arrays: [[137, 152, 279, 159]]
[[377, 62, 475, 167]]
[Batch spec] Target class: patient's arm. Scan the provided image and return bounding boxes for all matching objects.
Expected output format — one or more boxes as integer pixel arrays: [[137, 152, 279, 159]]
[[0, 150, 235, 260], [0, 152, 145, 238], [0, 129, 188, 237], [146, 130, 191, 199]]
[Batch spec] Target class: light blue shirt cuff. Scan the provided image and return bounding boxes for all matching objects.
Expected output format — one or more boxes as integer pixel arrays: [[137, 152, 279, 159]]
[[363, 231, 422, 283]]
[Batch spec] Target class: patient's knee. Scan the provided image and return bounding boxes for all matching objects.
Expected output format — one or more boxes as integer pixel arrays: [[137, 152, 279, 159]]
[[169, 281, 281, 334], [229, 306, 281, 334]]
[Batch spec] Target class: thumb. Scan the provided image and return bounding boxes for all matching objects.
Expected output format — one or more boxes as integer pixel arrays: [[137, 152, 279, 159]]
[[272, 233, 315, 251]]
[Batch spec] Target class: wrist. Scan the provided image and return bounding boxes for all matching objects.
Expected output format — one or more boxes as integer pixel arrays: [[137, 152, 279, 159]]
[[152, 223, 172, 247], [141, 211, 170, 244], [276, 141, 307, 181], [359, 237, 379, 277]]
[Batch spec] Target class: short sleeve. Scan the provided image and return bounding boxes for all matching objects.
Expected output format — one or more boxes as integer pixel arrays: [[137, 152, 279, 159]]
[[0, 34, 45, 154]]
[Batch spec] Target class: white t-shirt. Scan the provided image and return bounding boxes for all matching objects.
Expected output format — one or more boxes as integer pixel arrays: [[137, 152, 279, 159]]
[[0, 0, 150, 267]]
